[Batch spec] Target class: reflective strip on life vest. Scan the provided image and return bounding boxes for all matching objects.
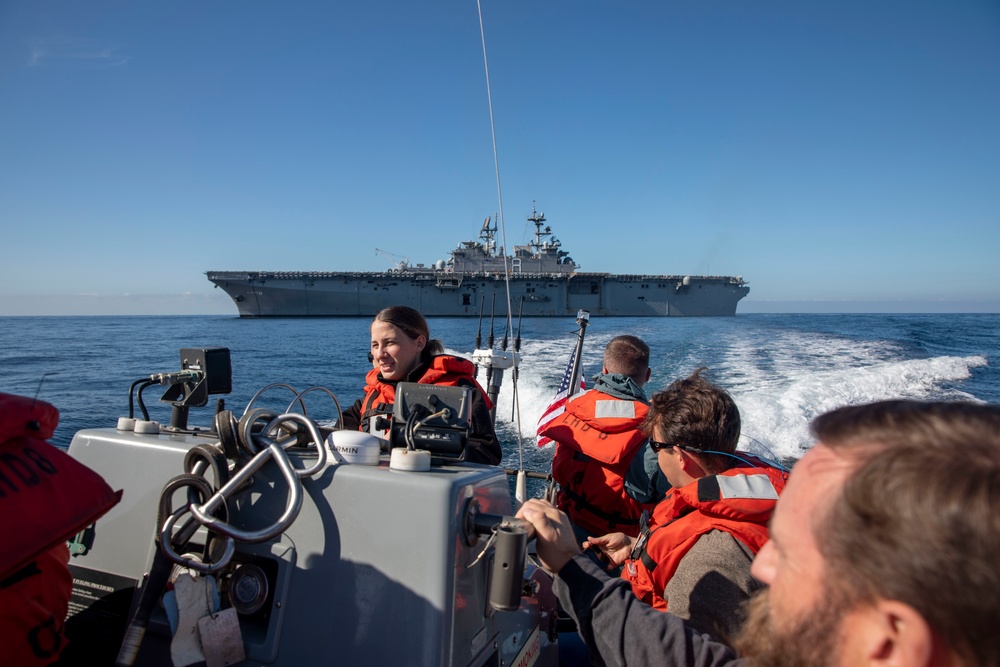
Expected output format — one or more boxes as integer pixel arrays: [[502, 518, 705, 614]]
[[593, 399, 638, 419], [699, 473, 779, 502]]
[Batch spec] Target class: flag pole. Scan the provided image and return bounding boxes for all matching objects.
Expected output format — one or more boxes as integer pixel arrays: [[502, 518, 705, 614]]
[[566, 310, 590, 399], [535, 309, 592, 449], [523, 309, 590, 505], [520, 310, 592, 506]]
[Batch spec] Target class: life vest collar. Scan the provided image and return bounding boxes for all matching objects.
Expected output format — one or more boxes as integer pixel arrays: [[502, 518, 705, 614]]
[[623, 456, 787, 610], [564, 389, 649, 435], [361, 354, 491, 418], [653, 454, 787, 526]]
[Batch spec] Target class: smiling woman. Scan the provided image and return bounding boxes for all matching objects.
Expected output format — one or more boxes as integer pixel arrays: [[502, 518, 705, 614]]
[[369, 310, 436, 381], [338, 306, 503, 465]]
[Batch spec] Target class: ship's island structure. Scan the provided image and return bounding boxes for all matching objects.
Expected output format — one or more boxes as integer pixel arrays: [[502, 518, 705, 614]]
[[207, 208, 749, 317]]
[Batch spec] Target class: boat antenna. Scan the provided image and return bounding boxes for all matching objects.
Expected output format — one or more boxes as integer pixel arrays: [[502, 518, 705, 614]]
[[511, 297, 523, 421], [473, 297, 485, 379], [482, 295, 496, 412], [27, 372, 56, 431], [513, 297, 523, 355], [477, 0, 528, 499], [476, 296, 484, 350], [487, 294, 496, 349]]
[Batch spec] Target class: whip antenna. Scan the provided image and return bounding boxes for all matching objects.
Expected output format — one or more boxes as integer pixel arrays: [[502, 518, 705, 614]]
[[476, 0, 527, 492]]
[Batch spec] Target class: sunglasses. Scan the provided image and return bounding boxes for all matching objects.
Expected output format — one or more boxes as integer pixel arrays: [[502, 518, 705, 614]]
[[648, 440, 678, 452], [649, 440, 699, 453]]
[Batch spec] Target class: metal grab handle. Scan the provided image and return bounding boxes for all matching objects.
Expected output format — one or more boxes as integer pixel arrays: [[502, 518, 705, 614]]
[[159, 412, 329, 572], [239, 409, 317, 456], [159, 510, 236, 574], [157, 474, 236, 573], [239, 408, 281, 454], [285, 386, 344, 432], [189, 438, 305, 544], [243, 383, 307, 417], [261, 413, 328, 477]]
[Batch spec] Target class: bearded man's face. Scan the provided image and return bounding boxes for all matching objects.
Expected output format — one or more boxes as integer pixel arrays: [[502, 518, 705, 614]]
[[738, 444, 857, 666], [734, 585, 851, 667]]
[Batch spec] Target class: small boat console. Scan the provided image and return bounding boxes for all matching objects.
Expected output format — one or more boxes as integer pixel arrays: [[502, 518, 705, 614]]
[[62, 347, 558, 667]]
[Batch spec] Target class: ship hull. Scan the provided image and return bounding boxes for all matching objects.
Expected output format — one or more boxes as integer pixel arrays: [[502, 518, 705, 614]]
[[206, 271, 750, 317]]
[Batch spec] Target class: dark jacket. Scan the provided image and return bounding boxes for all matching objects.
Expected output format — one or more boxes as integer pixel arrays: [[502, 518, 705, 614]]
[[555, 553, 745, 667]]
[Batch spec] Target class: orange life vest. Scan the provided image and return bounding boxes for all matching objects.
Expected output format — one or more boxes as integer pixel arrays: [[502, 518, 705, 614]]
[[622, 455, 787, 610], [0, 393, 121, 665], [0, 543, 73, 667], [358, 355, 493, 435], [541, 389, 652, 537]]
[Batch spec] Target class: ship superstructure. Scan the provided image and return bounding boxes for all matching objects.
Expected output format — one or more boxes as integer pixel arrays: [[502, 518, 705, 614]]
[[207, 207, 749, 317]]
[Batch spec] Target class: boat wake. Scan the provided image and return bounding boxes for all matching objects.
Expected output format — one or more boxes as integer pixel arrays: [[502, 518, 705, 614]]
[[481, 329, 988, 470], [732, 354, 987, 462]]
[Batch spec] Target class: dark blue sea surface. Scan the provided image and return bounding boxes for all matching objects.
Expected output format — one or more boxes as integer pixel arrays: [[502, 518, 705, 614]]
[[2, 314, 997, 473]]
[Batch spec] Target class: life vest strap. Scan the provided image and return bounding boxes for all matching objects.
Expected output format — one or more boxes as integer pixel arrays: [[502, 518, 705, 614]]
[[360, 394, 393, 432], [639, 547, 658, 573]]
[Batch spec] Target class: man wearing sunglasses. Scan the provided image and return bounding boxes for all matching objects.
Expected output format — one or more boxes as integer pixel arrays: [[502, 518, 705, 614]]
[[584, 368, 788, 641]]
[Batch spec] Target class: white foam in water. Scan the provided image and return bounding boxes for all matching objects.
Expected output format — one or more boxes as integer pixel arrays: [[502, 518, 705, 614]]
[[715, 326, 988, 461], [477, 327, 989, 469], [733, 355, 987, 462]]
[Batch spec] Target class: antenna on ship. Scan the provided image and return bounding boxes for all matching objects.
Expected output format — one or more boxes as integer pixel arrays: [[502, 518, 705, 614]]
[[481, 215, 497, 257], [528, 204, 545, 226], [528, 203, 546, 254]]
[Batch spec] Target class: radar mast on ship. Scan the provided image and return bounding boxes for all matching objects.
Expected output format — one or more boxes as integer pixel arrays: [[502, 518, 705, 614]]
[[480, 216, 498, 257], [527, 205, 551, 255], [524, 203, 573, 267]]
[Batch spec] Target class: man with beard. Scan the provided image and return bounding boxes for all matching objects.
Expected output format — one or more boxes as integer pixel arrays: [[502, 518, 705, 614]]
[[517, 400, 1000, 667]]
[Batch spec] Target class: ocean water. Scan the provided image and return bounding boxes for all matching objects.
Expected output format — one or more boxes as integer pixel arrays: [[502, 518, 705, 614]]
[[2, 314, 996, 475]]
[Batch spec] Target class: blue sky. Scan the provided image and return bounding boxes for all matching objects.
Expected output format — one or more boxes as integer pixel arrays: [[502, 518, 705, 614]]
[[1, 1, 998, 315]]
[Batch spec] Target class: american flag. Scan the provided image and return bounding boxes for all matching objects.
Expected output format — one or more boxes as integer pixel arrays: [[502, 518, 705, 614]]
[[536, 347, 585, 448]]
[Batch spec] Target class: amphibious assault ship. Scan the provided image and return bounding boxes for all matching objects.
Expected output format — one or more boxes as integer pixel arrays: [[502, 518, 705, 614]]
[[207, 208, 749, 317]]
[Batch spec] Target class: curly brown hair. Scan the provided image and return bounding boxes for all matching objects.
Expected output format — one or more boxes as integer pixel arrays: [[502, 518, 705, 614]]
[[642, 367, 741, 472]]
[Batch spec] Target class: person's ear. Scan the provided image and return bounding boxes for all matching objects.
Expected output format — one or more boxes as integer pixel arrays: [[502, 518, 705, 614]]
[[416, 335, 426, 352], [676, 447, 692, 469], [851, 599, 935, 666]]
